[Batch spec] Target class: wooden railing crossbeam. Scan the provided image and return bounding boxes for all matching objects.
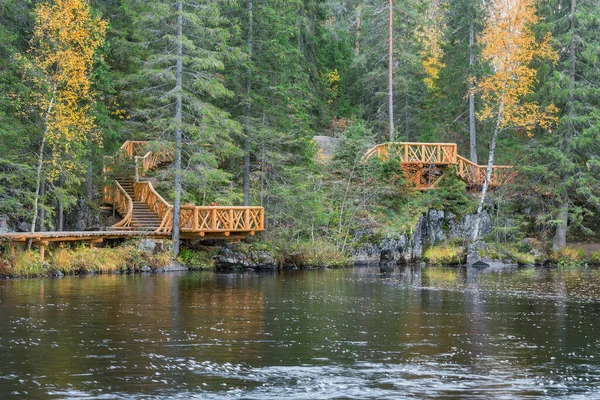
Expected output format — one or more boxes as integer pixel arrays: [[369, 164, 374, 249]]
[[363, 142, 514, 190]]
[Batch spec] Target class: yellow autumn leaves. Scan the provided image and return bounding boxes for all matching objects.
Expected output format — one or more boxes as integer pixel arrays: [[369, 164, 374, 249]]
[[27, 0, 107, 179], [477, 0, 558, 134]]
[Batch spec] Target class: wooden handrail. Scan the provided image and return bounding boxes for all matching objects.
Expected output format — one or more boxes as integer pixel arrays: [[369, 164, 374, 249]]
[[456, 155, 514, 188], [134, 181, 173, 231], [363, 142, 514, 189], [107, 140, 265, 236], [363, 142, 458, 165], [111, 181, 133, 229]]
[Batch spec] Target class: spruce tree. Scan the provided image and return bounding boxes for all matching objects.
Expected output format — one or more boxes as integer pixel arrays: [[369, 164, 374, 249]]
[[129, 0, 242, 255]]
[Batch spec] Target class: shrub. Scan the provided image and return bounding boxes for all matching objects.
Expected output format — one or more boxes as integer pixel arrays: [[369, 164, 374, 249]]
[[279, 239, 352, 268], [12, 251, 47, 277], [178, 248, 215, 270], [423, 244, 464, 265]]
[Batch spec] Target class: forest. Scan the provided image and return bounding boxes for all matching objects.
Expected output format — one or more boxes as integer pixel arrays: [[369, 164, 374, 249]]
[[1, 0, 599, 266]]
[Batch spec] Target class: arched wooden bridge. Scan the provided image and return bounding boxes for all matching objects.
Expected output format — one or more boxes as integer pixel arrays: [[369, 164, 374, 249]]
[[2, 141, 264, 258], [363, 142, 515, 191]]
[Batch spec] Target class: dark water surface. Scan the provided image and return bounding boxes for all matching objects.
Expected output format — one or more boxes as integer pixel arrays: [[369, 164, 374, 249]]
[[1, 266, 600, 399]]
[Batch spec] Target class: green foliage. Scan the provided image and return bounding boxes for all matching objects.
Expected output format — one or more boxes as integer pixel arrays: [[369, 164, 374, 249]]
[[177, 248, 216, 270]]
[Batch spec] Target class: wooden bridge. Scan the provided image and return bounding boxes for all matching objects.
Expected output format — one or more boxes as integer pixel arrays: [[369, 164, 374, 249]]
[[2, 140, 264, 258], [363, 142, 515, 191]]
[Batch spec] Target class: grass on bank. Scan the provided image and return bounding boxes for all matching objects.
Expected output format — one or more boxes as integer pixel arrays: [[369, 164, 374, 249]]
[[423, 244, 464, 265], [0, 243, 175, 278], [274, 239, 352, 268]]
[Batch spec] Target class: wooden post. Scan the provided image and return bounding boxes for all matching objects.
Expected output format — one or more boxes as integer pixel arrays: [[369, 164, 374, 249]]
[[404, 144, 408, 162], [244, 209, 250, 230], [193, 207, 199, 231], [229, 209, 234, 230], [211, 208, 217, 230]]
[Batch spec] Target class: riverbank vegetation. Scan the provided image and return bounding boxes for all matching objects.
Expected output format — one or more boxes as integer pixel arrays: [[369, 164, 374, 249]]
[[1, 0, 600, 262]]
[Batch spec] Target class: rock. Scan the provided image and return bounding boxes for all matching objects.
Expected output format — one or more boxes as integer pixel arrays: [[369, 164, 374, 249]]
[[17, 222, 32, 232], [215, 245, 279, 270], [466, 250, 482, 266], [0, 216, 8, 233], [468, 241, 489, 253], [154, 261, 188, 273], [358, 209, 495, 266], [216, 245, 249, 269], [248, 250, 278, 270], [141, 266, 152, 273], [66, 199, 100, 231], [138, 239, 157, 254]]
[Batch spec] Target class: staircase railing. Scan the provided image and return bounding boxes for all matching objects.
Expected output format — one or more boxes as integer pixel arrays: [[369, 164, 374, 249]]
[[107, 140, 265, 235], [111, 181, 133, 229], [363, 142, 458, 165], [363, 142, 514, 190], [456, 155, 515, 188], [134, 181, 173, 231]]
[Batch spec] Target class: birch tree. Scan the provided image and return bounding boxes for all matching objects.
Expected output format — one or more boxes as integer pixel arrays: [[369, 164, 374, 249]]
[[472, 0, 558, 241], [22, 0, 107, 233]]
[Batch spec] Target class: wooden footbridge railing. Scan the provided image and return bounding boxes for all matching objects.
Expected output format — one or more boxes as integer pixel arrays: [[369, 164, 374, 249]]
[[363, 142, 515, 191], [106, 140, 265, 238]]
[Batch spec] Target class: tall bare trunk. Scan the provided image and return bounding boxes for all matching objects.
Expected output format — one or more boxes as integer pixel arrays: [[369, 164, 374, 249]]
[[172, 1, 184, 256], [86, 134, 94, 201], [57, 173, 65, 231], [472, 97, 504, 241], [30, 88, 56, 234], [38, 180, 45, 232], [355, 4, 362, 55], [468, 13, 477, 163], [243, 0, 253, 206], [552, 0, 577, 250], [388, 0, 394, 140]]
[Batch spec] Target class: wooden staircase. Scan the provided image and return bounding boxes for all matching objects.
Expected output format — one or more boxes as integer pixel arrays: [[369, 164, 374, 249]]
[[103, 140, 265, 239], [117, 177, 163, 230]]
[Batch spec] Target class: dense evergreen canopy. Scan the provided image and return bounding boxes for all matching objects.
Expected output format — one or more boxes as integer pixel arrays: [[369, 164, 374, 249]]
[[1, 0, 599, 250]]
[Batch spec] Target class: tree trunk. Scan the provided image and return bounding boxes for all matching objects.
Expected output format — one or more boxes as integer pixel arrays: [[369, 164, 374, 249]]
[[30, 89, 56, 235], [355, 4, 362, 55], [472, 98, 504, 241], [468, 13, 477, 164], [243, 0, 253, 206], [38, 179, 45, 232], [388, 0, 394, 140], [86, 134, 94, 201], [552, 0, 576, 250], [552, 201, 568, 251], [57, 173, 65, 231], [172, 1, 184, 256]]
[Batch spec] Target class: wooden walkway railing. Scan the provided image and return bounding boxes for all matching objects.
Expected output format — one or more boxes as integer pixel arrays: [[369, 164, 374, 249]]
[[106, 140, 265, 238], [363, 142, 514, 190]]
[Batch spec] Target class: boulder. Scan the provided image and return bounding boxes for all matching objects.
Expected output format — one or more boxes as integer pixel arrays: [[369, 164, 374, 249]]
[[17, 222, 32, 232], [0, 216, 8, 233], [138, 239, 157, 254], [154, 261, 188, 273]]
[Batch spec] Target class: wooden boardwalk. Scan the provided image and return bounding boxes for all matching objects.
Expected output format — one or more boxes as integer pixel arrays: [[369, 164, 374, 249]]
[[363, 142, 515, 191], [2, 140, 265, 258]]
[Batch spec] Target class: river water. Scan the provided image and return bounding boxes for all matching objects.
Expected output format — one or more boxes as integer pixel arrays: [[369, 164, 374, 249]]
[[1, 265, 600, 399]]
